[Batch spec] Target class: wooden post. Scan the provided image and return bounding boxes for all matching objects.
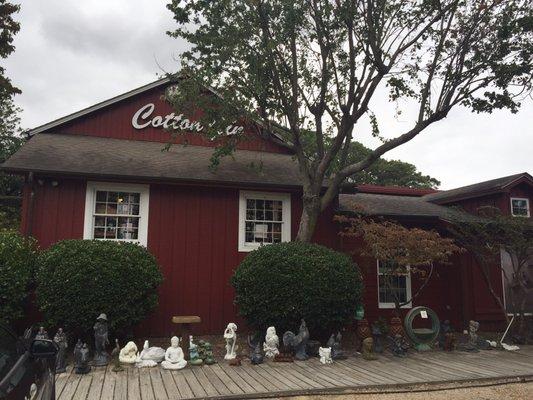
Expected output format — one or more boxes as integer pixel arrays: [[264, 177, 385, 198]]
[[171, 316, 201, 361]]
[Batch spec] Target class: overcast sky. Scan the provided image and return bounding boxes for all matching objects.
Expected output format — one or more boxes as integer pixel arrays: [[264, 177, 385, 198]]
[[5, 0, 532, 189]]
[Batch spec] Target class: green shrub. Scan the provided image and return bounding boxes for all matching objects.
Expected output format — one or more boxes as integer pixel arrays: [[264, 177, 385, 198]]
[[231, 242, 363, 335], [0, 231, 37, 325], [36, 240, 163, 335]]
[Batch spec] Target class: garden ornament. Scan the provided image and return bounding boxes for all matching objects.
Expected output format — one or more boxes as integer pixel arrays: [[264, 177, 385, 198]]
[[223, 322, 238, 360], [111, 339, 124, 372], [161, 336, 187, 370], [439, 320, 456, 351], [139, 340, 165, 363], [119, 341, 138, 364], [93, 313, 109, 366], [371, 322, 384, 353], [74, 341, 91, 374], [389, 316, 406, 338], [319, 347, 333, 364], [53, 328, 68, 373], [263, 326, 280, 358], [362, 337, 377, 360], [202, 342, 216, 365], [389, 334, 409, 357], [355, 319, 371, 351], [229, 356, 242, 366], [189, 337, 204, 366], [404, 306, 440, 351], [282, 319, 310, 361], [327, 332, 346, 360], [247, 334, 264, 365], [36, 326, 49, 340]]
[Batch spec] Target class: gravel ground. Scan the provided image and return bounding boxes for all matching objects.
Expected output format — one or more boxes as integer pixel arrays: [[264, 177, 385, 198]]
[[289, 381, 533, 400]]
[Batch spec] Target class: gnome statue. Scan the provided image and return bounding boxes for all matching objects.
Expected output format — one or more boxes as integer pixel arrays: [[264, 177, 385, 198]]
[[53, 328, 68, 373], [93, 313, 109, 366]]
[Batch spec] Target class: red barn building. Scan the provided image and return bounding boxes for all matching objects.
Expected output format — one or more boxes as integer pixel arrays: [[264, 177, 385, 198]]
[[3, 78, 532, 336]]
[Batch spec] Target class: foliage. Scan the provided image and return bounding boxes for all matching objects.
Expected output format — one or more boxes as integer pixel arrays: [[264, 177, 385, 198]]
[[449, 206, 533, 326], [231, 242, 363, 334], [0, 0, 21, 98], [167, 0, 533, 241], [36, 240, 163, 336], [336, 213, 462, 311], [0, 231, 37, 325]]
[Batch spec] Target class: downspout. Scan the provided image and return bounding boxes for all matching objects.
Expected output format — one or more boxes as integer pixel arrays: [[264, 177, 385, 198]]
[[25, 172, 35, 237]]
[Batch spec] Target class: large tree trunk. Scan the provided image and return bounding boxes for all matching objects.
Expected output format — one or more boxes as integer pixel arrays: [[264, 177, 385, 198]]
[[295, 192, 321, 242]]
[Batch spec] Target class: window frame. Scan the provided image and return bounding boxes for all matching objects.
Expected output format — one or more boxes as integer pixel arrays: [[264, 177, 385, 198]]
[[376, 260, 412, 309], [83, 182, 150, 246], [238, 190, 291, 252], [510, 197, 530, 217]]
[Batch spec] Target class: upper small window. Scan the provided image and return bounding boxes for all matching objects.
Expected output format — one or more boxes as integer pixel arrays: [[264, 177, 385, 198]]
[[238, 191, 291, 252], [510, 198, 530, 217], [84, 182, 150, 246]]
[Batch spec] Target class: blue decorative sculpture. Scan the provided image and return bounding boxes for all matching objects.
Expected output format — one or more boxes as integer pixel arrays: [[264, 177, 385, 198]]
[[283, 319, 310, 361]]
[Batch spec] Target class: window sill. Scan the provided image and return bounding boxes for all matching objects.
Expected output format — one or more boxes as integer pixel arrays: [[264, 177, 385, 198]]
[[378, 302, 412, 309]]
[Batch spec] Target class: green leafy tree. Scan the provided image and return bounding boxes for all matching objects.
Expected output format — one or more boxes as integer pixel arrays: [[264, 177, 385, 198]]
[[0, 0, 21, 99], [167, 0, 532, 241]]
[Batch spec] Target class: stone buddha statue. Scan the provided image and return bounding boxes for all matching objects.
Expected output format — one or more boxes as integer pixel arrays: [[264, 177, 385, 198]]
[[161, 336, 187, 370]]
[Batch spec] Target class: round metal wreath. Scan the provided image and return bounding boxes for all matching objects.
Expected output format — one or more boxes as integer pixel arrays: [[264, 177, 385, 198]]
[[404, 306, 440, 348]]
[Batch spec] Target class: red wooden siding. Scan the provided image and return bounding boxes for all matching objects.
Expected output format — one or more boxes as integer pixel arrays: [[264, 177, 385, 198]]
[[49, 85, 290, 154]]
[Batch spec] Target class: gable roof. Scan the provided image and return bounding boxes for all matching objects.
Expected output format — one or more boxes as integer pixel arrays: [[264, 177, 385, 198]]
[[339, 193, 473, 221], [354, 184, 438, 197], [28, 77, 173, 136], [424, 172, 533, 204], [1, 133, 305, 188]]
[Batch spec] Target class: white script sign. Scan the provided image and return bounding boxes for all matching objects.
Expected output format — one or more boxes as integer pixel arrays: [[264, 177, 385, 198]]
[[131, 103, 244, 136]]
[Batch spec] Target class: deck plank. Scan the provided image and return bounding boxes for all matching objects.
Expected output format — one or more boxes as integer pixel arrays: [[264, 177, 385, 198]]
[[191, 367, 219, 397], [113, 370, 128, 400], [149, 369, 169, 400], [57, 371, 82, 400], [127, 368, 141, 400], [159, 369, 181, 400], [75, 373, 93, 400], [139, 368, 155, 400], [86, 366, 106, 400], [180, 368, 207, 398], [55, 365, 73, 398], [200, 364, 233, 396], [170, 370, 194, 399]]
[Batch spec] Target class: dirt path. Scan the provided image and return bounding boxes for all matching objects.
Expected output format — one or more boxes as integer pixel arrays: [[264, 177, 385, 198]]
[[289, 381, 532, 400]]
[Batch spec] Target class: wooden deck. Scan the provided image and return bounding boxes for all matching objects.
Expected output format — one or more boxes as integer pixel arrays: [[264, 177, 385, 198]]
[[56, 348, 533, 399]]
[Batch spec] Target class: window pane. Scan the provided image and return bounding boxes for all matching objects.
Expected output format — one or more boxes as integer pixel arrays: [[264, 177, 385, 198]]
[[105, 228, 117, 239], [108, 192, 119, 202], [247, 199, 255, 209], [106, 204, 117, 214], [96, 191, 107, 202], [95, 203, 107, 214], [246, 209, 254, 220], [94, 216, 106, 227], [256, 209, 264, 220], [94, 228, 105, 238]]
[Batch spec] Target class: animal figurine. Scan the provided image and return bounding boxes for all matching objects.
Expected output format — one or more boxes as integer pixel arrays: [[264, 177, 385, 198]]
[[161, 336, 187, 370], [139, 340, 165, 363], [248, 334, 264, 365], [223, 323, 238, 360], [389, 334, 409, 357], [93, 313, 109, 366], [111, 339, 124, 372], [282, 319, 310, 361], [327, 332, 346, 360], [189, 337, 204, 366], [362, 337, 377, 360], [119, 341, 138, 364], [263, 326, 280, 358], [319, 347, 333, 364], [229, 356, 242, 366], [203, 342, 216, 365], [53, 328, 68, 373], [74, 341, 91, 374], [371, 321, 384, 353]]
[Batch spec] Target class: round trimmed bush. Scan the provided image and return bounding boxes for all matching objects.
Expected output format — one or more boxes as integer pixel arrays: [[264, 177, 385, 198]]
[[36, 240, 163, 335], [231, 242, 363, 334], [0, 231, 37, 325]]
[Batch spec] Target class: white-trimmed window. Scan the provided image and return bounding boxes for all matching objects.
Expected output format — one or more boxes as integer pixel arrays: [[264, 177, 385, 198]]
[[84, 182, 150, 246], [510, 197, 530, 217], [377, 260, 412, 309], [238, 191, 291, 252]]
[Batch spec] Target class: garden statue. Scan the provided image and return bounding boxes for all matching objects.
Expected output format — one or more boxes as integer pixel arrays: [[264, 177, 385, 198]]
[[53, 328, 68, 373], [161, 336, 187, 370], [93, 313, 109, 366], [362, 337, 377, 360], [327, 332, 346, 360], [389, 334, 409, 357], [229, 356, 242, 366], [223, 323, 238, 360], [371, 322, 385, 353], [202, 342, 216, 365], [389, 316, 406, 338], [319, 347, 333, 364], [263, 326, 280, 358], [119, 341, 138, 364], [111, 339, 124, 372], [36, 326, 49, 340], [74, 341, 91, 374], [282, 319, 310, 361], [189, 337, 204, 366], [355, 319, 371, 351], [139, 340, 165, 363], [439, 320, 456, 351], [247, 334, 264, 365]]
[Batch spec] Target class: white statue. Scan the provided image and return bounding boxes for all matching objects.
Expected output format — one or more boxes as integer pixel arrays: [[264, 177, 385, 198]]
[[319, 347, 333, 364], [118, 341, 138, 364], [223, 323, 238, 360], [139, 340, 165, 363], [263, 326, 280, 358], [161, 336, 187, 370]]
